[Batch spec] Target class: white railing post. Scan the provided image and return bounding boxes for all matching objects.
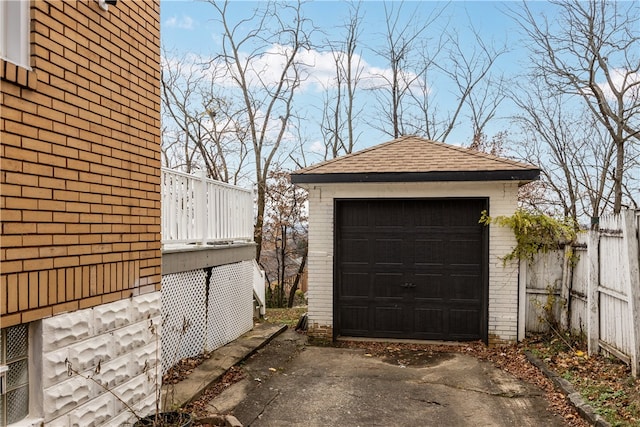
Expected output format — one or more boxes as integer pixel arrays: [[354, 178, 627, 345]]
[[196, 170, 207, 245], [161, 168, 254, 246]]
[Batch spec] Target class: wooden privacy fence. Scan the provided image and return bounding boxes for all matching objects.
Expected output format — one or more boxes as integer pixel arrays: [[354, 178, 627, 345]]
[[522, 209, 640, 377]]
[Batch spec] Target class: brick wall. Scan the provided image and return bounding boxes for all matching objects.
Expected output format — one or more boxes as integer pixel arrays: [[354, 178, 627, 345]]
[[303, 181, 521, 343], [0, 0, 161, 327]]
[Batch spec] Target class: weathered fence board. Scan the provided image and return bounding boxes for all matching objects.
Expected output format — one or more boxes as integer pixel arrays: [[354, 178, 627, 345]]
[[524, 209, 640, 377], [524, 250, 564, 333]]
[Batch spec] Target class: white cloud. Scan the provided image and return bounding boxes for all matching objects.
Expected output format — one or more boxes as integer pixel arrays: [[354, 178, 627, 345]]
[[598, 68, 639, 101], [164, 15, 194, 30], [295, 47, 427, 94], [309, 140, 325, 154], [162, 42, 431, 104]]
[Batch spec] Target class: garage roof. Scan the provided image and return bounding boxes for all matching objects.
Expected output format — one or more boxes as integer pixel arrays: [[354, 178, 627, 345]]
[[291, 135, 540, 184]]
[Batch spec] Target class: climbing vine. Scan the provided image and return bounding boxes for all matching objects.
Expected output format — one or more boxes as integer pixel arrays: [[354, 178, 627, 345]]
[[479, 209, 577, 263]]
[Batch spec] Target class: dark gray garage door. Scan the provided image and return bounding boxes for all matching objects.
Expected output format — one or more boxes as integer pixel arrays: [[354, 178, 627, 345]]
[[335, 198, 488, 341]]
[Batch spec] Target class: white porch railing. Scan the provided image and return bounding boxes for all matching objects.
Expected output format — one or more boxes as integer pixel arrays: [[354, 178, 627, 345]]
[[161, 168, 254, 245], [252, 259, 266, 316]]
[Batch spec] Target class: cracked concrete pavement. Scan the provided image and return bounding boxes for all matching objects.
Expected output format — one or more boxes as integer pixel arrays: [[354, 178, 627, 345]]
[[205, 329, 568, 427]]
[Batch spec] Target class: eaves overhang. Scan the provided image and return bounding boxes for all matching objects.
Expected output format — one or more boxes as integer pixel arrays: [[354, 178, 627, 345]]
[[290, 169, 541, 185]]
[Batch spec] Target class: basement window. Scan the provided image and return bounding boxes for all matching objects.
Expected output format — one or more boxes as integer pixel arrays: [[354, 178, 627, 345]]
[[0, 324, 29, 426]]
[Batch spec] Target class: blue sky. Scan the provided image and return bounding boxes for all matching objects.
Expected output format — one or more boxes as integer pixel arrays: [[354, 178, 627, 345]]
[[161, 1, 525, 54], [159, 1, 555, 158]]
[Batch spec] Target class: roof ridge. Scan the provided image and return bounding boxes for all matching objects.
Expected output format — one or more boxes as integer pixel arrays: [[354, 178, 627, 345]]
[[296, 136, 535, 173], [296, 136, 408, 173]]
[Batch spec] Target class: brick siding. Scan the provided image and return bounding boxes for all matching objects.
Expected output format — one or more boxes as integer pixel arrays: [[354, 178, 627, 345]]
[[1, 0, 161, 326]]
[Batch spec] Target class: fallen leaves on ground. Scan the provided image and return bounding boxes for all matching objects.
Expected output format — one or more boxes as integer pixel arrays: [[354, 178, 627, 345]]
[[166, 307, 637, 426], [181, 366, 246, 418], [163, 352, 212, 385], [526, 334, 640, 426]]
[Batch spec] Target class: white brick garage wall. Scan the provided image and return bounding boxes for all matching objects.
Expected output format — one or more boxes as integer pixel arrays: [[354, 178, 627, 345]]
[[304, 181, 520, 345]]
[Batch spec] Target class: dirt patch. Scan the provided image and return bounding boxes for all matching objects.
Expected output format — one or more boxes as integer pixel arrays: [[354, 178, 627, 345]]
[[163, 352, 212, 385], [376, 347, 455, 367]]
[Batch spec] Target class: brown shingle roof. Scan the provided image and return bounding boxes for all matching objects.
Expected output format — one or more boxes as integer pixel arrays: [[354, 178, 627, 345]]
[[291, 136, 539, 184]]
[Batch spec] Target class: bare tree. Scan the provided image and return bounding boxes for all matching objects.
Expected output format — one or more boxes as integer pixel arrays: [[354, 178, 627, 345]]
[[510, 0, 640, 213], [208, 0, 314, 259], [161, 50, 250, 184], [261, 169, 308, 308], [369, 2, 445, 139], [416, 26, 507, 142], [320, 2, 365, 159], [468, 130, 507, 157], [511, 80, 616, 222], [369, 2, 507, 144]]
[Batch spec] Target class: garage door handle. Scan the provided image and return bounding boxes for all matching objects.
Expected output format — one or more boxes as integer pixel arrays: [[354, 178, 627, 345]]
[[401, 282, 416, 289]]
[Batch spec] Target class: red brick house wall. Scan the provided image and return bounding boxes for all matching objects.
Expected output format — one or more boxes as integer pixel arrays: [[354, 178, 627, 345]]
[[1, 0, 161, 327]]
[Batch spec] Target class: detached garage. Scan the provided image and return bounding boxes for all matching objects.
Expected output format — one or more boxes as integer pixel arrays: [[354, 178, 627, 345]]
[[291, 136, 539, 345]]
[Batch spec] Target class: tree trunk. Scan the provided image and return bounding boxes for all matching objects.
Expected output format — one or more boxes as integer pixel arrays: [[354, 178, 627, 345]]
[[287, 253, 307, 308]]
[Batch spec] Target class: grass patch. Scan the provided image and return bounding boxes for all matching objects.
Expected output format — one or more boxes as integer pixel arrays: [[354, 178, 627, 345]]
[[264, 306, 307, 327]]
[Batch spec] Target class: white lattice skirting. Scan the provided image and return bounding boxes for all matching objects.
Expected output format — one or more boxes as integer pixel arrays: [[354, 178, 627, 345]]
[[161, 261, 254, 374]]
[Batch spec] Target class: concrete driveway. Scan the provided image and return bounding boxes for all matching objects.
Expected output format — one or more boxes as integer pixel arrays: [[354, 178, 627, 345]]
[[204, 330, 567, 427]]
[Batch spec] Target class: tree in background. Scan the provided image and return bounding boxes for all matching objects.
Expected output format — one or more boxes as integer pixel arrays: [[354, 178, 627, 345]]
[[510, 0, 640, 215], [415, 25, 507, 143], [261, 169, 308, 308], [209, 0, 314, 260], [161, 49, 250, 184], [511, 80, 618, 222], [320, 1, 365, 160], [369, 2, 443, 139], [369, 2, 507, 143]]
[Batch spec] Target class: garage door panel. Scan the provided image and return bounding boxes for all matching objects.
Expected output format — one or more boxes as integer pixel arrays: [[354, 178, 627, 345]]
[[446, 200, 485, 224], [411, 203, 445, 226], [372, 201, 405, 227], [339, 272, 370, 297], [449, 239, 482, 265], [373, 273, 404, 298], [414, 239, 444, 265], [413, 274, 445, 300], [374, 306, 405, 334], [449, 309, 481, 337], [413, 308, 445, 335], [341, 238, 370, 264], [336, 198, 487, 342], [339, 305, 369, 334], [338, 202, 369, 226], [450, 274, 482, 301], [374, 238, 403, 265]]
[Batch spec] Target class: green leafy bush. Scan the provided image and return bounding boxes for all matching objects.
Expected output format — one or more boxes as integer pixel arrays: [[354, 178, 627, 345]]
[[479, 209, 577, 263]]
